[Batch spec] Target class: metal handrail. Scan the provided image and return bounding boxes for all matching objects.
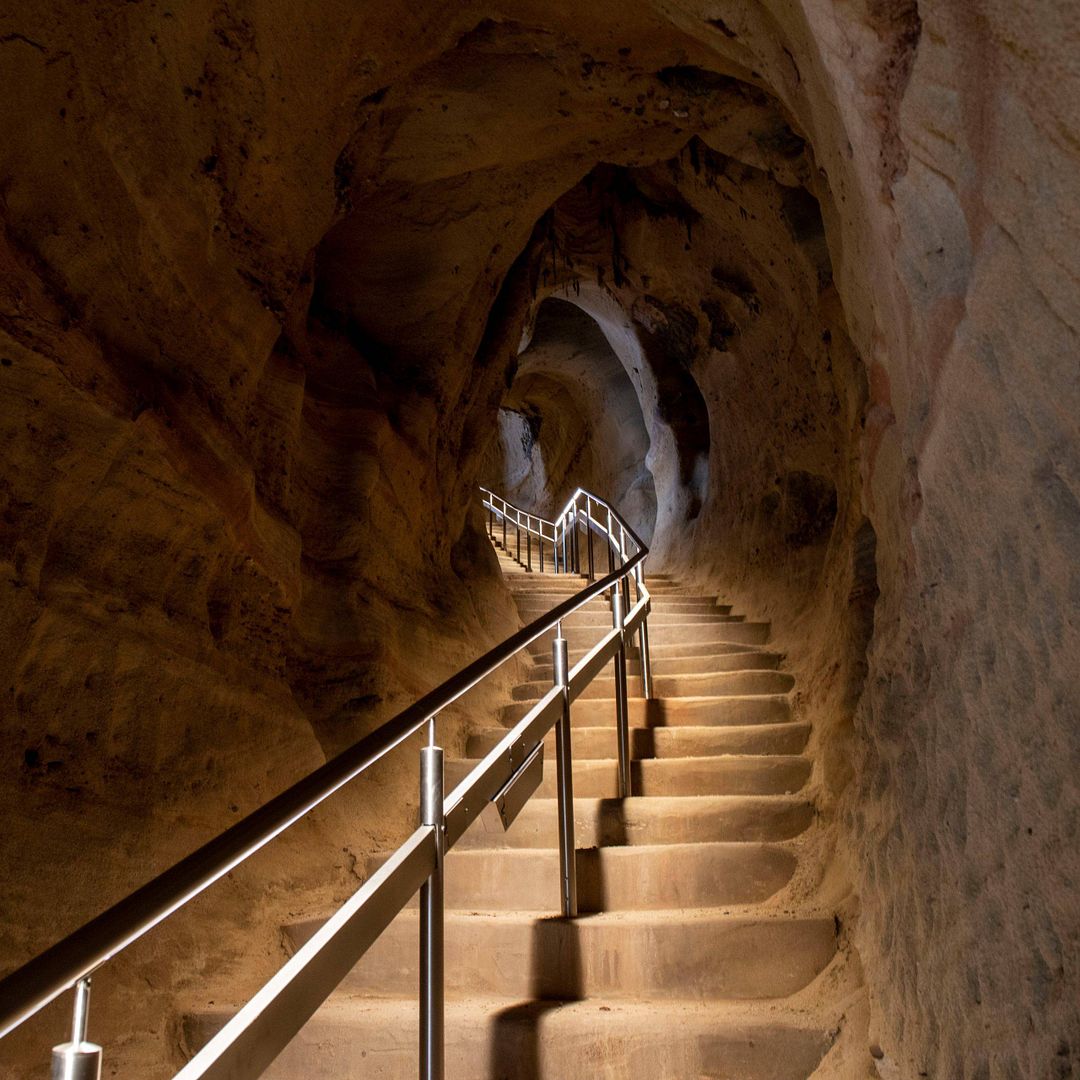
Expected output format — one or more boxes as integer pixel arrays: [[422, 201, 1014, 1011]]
[[0, 485, 651, 1080]]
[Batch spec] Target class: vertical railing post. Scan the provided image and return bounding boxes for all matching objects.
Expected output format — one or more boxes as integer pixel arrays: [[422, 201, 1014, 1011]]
[[586, 500, 595, 582], [611, 587, 631, 799], [636, 564, 653, 700], [606, 508, 616, 575], [540, 527, 545, 573], [488, 505, 493, 538], [552, 629, 577, 917], [419, 722, 444, 1080], [516, 518, 521, 563], [51, 977, 101, 1080], [526, 517, 532, 572], [501, 511, 506, 550], [619, 524, 631, 613]]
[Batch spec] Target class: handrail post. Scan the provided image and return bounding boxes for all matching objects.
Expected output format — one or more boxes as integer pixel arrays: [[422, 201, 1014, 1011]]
[[552, 630, 577, 918], [516, 518, 521, 563], [51, 977, 101, 1080], [619, 524, 631, 613], [586, 501, 595, 582], [526, 517, 532, 572], [636, 565, 653, 700], [606, 508, 616, 574], [611, 588, 631, 800], [419, 724, 444, 1080], [501, 511, 507, 551]]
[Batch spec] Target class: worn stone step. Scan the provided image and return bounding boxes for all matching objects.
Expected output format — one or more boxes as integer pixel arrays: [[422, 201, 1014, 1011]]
[[500, 695, 792, 728], [643, 639, 776, 659], [534, 639, 759, 664], [446, 754, 810, 798], [516, 608, 745, 628], [647, 621, 771, 646], [370, 841, 796, 912], [457, 795, 815, 850], [500, 576, 693, 594], [184, 997, 834, 1080], [529, 650, 781, 682], [465, 721, 811, 760], [283, 908, 837, 1000], [511, 670, 795, 702], [515, 595, 732, 614]]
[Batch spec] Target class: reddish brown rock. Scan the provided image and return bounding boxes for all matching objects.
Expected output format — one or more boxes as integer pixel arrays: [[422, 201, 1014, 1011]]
[[0, 2, 1077, 1078]]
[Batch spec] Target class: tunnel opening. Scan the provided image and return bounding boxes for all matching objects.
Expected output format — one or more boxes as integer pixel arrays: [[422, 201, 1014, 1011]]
[[487, 297, 658, 543]]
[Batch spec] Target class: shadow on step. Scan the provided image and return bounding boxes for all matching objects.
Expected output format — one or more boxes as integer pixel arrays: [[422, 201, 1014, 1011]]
[[489, 917, 584, 1079], [487, 801, 630, 1075], [573, 798, 626, 912]]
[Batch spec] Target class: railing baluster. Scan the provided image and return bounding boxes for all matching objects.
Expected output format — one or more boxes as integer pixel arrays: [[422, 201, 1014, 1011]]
[[51, 976, 101, 1080], [586, 521, 594, 581], [419, 724, 444, 1080], [552, 630, 577, 918], [636, 566, 653, 700], [611, 588, 631, 799], [619, 524, 631, 614], [526, 517, 532, 572]]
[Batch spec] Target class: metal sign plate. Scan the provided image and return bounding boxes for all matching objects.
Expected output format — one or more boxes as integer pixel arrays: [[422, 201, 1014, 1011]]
[[493, 742, 544, 831]]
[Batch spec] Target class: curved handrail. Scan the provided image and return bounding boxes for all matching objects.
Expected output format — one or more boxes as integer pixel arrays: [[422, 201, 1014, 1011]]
[[554, 485, 648, 555], [0, 488, 649, 1049]]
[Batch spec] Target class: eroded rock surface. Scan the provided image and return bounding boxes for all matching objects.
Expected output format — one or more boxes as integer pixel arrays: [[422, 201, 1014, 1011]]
[[0, 2, 1077, 1078]]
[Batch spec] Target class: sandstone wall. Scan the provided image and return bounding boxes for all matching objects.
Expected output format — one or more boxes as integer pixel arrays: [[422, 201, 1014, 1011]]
[[1, 2, 1077, 1077]]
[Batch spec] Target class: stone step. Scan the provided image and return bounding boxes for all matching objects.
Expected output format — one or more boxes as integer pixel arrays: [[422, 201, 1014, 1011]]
[[446, 754, 811, 798], [515, 595, 732, 614], [370, 841, 796, 912], [184, 997, 834, 1080], [456, 795, 815, 849], [499, 694, 793, 728], [528, 649, 781, 682], [515, 608, 746, 627], [533, 639, 759, 663], [643, 639, 777, 659], [465, 721, 811, 760], [510, 670, 795, 702], [647, 621, 771, 646], [499, 575, 690, 592], [283, 908, 837, 1000]]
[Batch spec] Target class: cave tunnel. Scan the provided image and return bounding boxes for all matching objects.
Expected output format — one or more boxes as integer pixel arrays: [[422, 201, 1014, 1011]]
[[0, 4, 1078, 1080], [490, 297, 660, 547]]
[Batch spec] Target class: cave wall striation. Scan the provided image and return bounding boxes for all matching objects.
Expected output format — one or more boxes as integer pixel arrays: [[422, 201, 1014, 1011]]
[[0, 2, 1077, 1078]]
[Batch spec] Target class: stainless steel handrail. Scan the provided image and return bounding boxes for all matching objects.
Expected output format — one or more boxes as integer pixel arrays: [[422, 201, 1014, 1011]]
[[0, 485, 651, 1080]]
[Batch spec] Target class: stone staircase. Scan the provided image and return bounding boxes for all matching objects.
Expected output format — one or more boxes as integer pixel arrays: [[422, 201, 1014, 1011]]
[[184, 533, 839, 1078]]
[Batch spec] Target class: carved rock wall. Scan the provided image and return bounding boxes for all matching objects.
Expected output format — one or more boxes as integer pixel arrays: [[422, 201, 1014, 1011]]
[[1, 2, 1077, 1077]]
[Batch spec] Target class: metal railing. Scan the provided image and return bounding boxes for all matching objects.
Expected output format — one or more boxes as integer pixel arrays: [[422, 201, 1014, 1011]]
[[0, 486, 651, 1080]]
